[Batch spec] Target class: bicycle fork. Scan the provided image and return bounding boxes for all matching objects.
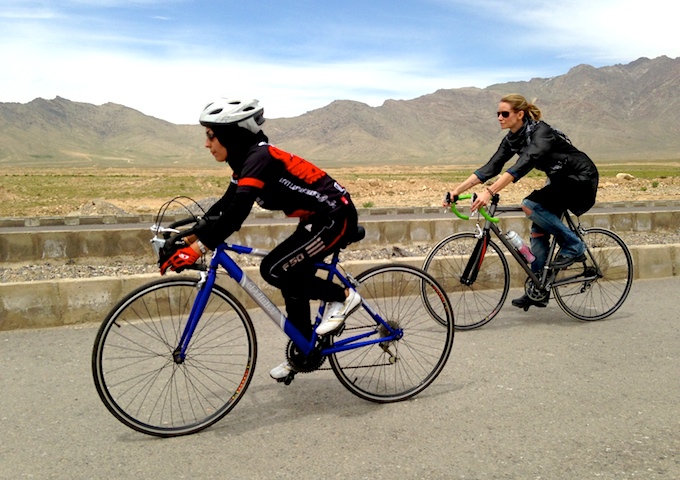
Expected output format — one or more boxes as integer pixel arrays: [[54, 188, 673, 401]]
[[461, 232, 488, 286], [173, 271, 214, 364]]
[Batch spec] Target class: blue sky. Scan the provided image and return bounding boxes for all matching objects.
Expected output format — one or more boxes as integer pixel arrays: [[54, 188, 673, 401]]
[[0, 0, 677, 124]]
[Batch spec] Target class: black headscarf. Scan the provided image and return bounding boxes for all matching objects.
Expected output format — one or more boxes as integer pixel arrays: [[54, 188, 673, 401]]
[[211, 125, 269, 171]]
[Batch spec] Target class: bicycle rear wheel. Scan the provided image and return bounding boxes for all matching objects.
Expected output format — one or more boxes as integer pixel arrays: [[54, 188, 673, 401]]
[[553, 228, 633, 321], [329, 264, 454, 403], [92, 277, 257, 437], [422, 232, 510, 330]]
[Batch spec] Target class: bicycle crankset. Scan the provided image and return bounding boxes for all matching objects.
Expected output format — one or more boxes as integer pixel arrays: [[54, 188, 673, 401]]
[[282, 338, 330, 379], [524, 277, 550, 303]]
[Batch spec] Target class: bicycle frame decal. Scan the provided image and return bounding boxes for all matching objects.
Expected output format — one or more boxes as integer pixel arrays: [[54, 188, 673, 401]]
[[240, 273, 286, 328], [212, 242, 405, 357]]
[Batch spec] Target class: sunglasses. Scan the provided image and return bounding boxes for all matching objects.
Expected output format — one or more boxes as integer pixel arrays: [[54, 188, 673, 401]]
[[497, 111, 512, 118], [206, 131, 216, 140]]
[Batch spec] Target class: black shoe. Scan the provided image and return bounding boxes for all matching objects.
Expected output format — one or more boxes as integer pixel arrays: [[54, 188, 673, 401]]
[[551, 253, 586, 269], [511, 294, 548, 309]]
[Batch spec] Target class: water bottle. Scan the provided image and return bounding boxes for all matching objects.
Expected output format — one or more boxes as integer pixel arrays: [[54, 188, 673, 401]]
[[506, 230, 536, 263]]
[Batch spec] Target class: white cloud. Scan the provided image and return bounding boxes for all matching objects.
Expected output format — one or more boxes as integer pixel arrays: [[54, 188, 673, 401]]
[[476, 0, 680, 62], [0, 36, 502, 123], [1, 0, 677, 123]]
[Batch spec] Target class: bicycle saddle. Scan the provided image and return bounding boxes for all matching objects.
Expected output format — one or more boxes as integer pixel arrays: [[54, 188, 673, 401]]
[[337, 225, 366, 250]]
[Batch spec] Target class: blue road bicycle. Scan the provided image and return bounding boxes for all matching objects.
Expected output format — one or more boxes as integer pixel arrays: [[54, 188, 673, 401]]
[[92, 207, 454, 437]]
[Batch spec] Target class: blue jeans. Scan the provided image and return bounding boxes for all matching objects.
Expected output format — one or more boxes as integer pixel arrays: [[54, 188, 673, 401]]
[[521, 199, 585, 273]]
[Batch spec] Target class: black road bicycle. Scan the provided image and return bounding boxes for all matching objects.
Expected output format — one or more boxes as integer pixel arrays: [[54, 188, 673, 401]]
[[422, 193, 634, 330]]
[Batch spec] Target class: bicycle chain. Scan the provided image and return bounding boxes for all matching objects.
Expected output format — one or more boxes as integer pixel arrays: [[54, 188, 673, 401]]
[[287, 326, 396, 371]]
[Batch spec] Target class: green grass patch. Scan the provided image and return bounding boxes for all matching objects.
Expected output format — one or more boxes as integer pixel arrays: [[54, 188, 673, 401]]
[[596, 164, 680, 179], [2, 160, 678, 218], [0, 170, 231, 217]]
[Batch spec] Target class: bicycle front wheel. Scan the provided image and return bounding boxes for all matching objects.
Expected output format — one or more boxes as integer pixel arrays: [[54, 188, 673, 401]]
[[329, 264, 454, 403], [422, 232, 510, 330], [92, 276, 257, 437], [553, 228, 634, 321]]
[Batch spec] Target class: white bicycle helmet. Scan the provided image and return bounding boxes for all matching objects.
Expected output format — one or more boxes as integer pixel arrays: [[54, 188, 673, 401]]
[[199, 98, 265, 134]]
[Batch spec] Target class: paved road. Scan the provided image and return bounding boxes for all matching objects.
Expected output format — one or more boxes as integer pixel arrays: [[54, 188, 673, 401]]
[[1, 277, 678, 479]]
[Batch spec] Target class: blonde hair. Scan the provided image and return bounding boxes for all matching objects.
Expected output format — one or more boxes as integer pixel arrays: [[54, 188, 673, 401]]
[[501, 94, 542, 121]]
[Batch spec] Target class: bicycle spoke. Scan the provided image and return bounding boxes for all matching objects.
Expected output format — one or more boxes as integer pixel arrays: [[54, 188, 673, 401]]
[[423, 232, 509, 330], [553, 228, 633, 321], [93, 278, 257, 437], [329, 264, 454, 402]]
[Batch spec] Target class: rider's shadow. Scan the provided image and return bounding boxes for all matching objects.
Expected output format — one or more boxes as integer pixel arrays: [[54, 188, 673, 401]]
[[477, 305, 630, 330], [208, 375, 376, 437], [209, 366, 461, 438]]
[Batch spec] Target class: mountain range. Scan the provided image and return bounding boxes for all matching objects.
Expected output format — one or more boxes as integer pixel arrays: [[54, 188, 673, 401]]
[[1, 56, 679, 168]]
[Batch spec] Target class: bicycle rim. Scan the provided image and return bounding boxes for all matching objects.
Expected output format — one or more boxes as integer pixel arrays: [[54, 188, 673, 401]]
[[423, 232, 510, 330], [92, 277, 257, 437], [553, 228, 634, 321], [329, 264, 454, 403]]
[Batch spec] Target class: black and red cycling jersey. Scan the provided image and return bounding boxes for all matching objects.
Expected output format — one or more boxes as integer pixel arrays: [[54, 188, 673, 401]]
[[197, 142, 350, 250]]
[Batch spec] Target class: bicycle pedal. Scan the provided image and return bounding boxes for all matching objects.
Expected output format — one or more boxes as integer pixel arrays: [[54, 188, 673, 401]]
[[282, 372, 296, 385]]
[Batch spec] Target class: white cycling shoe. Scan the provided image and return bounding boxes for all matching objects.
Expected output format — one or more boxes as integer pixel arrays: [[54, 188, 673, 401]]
[[270, 361, 296, 380], [316, 289, 362, 335]]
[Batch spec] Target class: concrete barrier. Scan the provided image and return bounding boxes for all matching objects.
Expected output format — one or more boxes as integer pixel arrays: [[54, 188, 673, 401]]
[[1, 206, 679, 331], [1, 244, 678, 331], [2, 208, 680, 265]]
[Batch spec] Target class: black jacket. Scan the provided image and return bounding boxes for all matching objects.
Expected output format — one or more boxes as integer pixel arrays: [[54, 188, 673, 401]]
[[475, 120, 598, 215]]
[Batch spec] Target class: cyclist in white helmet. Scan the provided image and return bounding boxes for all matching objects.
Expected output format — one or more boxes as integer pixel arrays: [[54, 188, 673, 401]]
[[159, 98, 362, 380]]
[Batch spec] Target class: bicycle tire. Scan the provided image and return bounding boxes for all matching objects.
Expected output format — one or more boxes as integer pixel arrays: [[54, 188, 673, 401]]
[[92, 276, 257, 437], [422, 232, 510, 330], [329, 264, 454, 403], [553, 228, 633, 321]]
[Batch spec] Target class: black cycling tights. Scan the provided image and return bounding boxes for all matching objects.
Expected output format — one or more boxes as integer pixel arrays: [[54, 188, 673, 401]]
[[260, 213, 355, 339]]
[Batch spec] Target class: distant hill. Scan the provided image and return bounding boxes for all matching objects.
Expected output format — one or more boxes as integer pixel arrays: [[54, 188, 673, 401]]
[[1, 56, 679, 168], [0, 97, 205, 168]]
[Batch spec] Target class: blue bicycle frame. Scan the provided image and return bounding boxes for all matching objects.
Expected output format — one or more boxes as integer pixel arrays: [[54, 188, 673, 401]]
[[173, 242, 403, 363]]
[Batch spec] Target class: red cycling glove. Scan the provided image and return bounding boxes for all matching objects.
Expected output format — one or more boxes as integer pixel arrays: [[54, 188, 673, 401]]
[[159, 246, 201, 275]]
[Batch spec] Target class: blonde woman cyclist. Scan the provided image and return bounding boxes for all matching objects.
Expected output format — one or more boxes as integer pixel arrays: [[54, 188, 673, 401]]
[[445, 94, 599, 309]]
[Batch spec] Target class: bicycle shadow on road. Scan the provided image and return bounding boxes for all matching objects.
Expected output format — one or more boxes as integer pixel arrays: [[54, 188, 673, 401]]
[[203, 369, 464, 438], [458, 290, 635, 332]]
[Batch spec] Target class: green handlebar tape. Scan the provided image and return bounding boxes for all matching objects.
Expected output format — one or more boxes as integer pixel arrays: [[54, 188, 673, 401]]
[[449, 193, 499, 223]]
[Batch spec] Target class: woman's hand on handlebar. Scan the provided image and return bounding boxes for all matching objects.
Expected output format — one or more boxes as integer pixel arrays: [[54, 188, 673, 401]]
[[470, 189, 492, 213], [159, 244, 201, 275], [446, 191, 500, 223], [443, 191, 460, 207]]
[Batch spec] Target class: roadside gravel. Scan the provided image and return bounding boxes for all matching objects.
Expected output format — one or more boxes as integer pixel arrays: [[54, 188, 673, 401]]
[[1, 231, 678, 283]]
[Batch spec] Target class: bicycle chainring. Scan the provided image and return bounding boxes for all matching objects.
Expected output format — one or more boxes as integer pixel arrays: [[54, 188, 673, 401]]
[[524, 277, 549, 302], [285, 339, 327, 373]]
